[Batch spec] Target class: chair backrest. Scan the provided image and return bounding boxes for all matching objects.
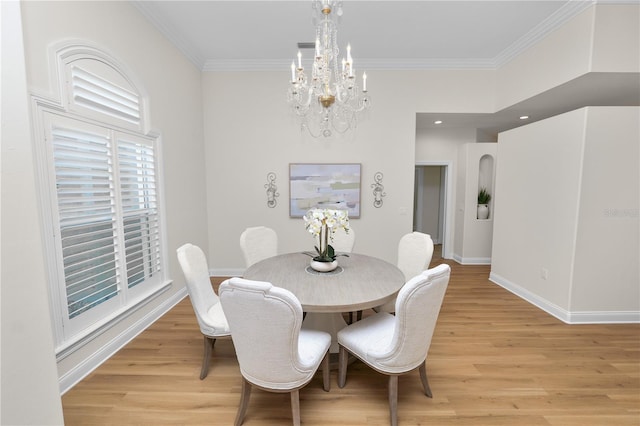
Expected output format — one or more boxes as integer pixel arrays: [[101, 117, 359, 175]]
[[176, 243, 224, 335], [240, 226, 278, 267], [330, 226, 355, 253], [375, 264, 450, 371], [219, 277, 310, 390], [397, 232, 434, 282]]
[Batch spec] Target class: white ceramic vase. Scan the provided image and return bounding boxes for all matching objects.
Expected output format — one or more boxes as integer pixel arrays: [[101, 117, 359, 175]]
[[310, 259, 338, 273], [477, 204, 490, 220]]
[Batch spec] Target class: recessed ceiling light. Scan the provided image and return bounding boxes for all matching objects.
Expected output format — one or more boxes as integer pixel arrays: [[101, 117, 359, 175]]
[[520, 115, 529, 120], [434, 120, 443, 124]]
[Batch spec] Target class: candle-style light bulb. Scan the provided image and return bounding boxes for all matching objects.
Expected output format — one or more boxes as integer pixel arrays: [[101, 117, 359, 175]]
[[291, 62, 296, 82], [346, 43, 352, 63], [362, 72, 367, 91]]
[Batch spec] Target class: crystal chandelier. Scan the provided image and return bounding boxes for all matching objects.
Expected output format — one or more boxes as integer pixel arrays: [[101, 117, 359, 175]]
[[287, 0, 371, 138]]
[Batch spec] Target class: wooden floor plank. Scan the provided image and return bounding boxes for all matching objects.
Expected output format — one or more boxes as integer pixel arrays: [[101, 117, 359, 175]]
[[62, 247, 640, 425]]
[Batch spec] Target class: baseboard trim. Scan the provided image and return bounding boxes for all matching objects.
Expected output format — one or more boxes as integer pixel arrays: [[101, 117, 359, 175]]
[[489, 272, 640, 324], [453, 254, 491, 265], [59, 287, 188, 394], [567, 310, 640, 324], [210, 268, 244, 277]]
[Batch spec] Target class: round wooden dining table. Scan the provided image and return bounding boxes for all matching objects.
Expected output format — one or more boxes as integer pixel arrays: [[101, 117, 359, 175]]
[[243, 252, 405, 353]]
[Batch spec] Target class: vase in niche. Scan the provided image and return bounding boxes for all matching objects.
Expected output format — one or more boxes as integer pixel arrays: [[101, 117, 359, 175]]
[[477, 204, 490, 220]]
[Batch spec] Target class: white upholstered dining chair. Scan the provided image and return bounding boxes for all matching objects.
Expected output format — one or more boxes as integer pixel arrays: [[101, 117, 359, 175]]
[[239, 226, 278, 267], [176, 243, 231, 379], [219, 277, 331, 426], [376, 231, 434, 313], [337, 264, 451, 426]]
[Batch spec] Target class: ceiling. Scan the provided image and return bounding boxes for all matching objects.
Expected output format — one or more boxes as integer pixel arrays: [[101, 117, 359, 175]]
[[132, 1, 640, 138]]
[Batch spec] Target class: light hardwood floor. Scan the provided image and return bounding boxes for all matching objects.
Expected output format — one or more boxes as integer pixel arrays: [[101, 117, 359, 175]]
[[62, 248, 640, 425]]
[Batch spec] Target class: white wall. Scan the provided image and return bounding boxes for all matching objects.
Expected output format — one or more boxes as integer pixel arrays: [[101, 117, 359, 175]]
[[491, 110, 586, 313], [203, 71, 496, 273], [6, 0, 208, 417], [488, 3, 640, 324], [1, 2, 64, 423], [490, 107, 639, 322], [591, 4, 640, 72], [571, 107, 639, 316]]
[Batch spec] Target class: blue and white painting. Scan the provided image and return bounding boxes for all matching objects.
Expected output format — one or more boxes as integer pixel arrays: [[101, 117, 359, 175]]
[[289, 163, 361, 218]]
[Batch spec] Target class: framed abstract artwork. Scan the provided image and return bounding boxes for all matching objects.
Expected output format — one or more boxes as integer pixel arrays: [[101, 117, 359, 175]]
[[289, 163, 361, 218]]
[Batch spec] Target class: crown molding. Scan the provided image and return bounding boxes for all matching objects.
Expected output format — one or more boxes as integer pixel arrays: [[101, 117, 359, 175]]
[[197, 1, 596, 72], [131, 0, 206, 70], [135, 0, 637, 72], [494, 0, 596, 67], [202, 58, 499, 72]]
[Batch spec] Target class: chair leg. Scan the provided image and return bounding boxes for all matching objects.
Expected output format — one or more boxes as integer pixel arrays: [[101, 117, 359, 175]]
[[200, 336, 216, 380], [235, 377, 252, 426], [290, 389, 301, 426], [388, 375, 399, 426], [348, 310, 363, 324], [419, 362, 433, 398], [338, 345, 348, 388], [322, 351, 331, 391]]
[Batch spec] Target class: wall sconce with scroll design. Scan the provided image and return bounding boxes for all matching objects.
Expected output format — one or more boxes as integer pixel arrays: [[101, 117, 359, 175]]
[[265, 172, 279, 208], [371, 172, 386, 208]]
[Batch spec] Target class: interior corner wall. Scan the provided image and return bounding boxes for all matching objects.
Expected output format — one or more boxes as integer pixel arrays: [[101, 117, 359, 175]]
[[491, 107, 640, 323], [491, 109, 587, 316], [571, 107, 639, 318]]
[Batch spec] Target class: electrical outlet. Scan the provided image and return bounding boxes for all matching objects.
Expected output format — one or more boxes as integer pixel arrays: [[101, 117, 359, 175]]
[[541, 268, 549, 280]]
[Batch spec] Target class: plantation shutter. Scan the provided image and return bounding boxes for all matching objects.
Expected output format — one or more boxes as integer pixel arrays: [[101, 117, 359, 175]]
[[117, 136, 161, 288], [48, 115, 163, 326], [51, 123, 121, 319], [69, 65, 141, 126]]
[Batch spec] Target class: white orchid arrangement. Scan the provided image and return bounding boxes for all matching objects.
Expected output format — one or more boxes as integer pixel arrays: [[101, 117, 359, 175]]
[[303, 208, 350, 262]]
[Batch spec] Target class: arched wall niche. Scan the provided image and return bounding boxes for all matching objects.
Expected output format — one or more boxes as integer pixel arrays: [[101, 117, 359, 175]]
[[477, 154, 494, 220]]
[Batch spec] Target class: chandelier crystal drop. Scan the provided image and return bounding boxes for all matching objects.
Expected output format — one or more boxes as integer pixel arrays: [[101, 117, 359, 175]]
[[287, 0, 371, 138]]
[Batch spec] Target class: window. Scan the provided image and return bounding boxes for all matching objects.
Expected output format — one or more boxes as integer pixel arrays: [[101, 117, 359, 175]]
[[33, 44, 167, 354]]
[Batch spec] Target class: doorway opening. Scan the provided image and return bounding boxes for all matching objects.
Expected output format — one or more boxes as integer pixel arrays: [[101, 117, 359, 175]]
[[413, 163, 451, 259]]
